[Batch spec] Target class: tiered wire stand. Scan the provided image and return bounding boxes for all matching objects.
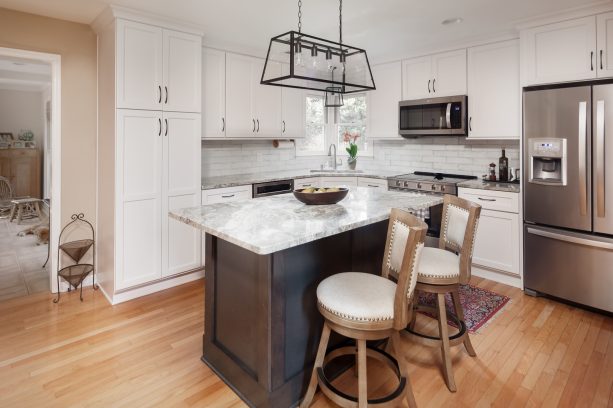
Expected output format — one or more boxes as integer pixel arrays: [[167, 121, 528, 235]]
[[53, 213, 97, 303]]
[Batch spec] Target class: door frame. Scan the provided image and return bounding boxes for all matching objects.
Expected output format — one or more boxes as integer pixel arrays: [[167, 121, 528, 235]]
[[0, 47, 62, 292]]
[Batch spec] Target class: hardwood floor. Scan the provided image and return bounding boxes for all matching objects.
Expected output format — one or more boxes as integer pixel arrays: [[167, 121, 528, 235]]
[[0, 277, 610, 407]]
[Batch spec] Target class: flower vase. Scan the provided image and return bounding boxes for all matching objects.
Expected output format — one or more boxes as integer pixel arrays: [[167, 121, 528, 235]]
[[348, 158, 357, 170]]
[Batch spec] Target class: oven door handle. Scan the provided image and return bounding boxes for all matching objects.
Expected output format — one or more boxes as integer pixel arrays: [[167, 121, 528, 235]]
[[445, 103, 452, 129]]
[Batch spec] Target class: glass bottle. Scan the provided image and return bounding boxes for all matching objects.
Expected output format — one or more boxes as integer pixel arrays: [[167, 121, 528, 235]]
[[499, 148, 509, 182]]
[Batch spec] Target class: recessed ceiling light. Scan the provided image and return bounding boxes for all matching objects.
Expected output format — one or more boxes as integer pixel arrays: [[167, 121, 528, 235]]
[[442, 17, 463, 25]]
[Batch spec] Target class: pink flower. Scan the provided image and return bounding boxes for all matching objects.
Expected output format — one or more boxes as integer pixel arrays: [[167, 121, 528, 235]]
[[342, 131, 352, 143]]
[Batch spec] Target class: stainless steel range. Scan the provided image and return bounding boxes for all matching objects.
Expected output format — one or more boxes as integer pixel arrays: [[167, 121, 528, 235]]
[[388, 172, 477, 238]]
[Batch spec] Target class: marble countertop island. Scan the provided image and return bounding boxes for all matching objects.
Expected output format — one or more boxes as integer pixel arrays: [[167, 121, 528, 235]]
[[170, 187, 442, 255]]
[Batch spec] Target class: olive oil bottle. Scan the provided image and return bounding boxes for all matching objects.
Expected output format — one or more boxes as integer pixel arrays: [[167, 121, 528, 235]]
[[499, 148, 509, 182]]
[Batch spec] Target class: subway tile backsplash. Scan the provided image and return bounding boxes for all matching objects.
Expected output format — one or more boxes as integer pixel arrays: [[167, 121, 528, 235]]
[[202, 138, 520, 178]]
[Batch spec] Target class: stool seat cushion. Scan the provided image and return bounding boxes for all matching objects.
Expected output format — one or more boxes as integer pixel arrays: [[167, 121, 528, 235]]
[[417, 247, 460, 280], [317, 272, 397, 322]]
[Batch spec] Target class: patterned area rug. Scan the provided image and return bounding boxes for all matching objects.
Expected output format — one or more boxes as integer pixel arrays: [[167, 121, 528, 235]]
[[416, 284, 510, 333]]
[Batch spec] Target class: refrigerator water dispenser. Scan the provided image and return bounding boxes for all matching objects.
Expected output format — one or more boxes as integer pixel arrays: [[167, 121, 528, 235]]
[[529, 138, 567, 186]]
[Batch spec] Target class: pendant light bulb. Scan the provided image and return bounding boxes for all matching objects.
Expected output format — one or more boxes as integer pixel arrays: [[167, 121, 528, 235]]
[[294, 40, 303, 67]]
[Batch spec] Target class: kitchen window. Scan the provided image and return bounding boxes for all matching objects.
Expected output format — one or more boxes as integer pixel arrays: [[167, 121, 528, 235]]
[[296, 93, 372, 157]]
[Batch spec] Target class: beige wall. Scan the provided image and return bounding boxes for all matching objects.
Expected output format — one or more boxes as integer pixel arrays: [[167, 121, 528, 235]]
[[0, 88, 45, 150], [0, 7, 97, 227]]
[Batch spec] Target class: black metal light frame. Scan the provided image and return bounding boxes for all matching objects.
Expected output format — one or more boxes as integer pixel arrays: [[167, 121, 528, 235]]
[[260, 30, 376, 94]]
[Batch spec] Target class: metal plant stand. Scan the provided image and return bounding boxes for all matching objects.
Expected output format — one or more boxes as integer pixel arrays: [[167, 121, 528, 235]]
[[53, 213, 97, 303]]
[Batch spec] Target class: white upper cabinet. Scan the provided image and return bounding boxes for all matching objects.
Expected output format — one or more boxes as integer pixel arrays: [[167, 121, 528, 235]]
[[163, 30, 202, 113], [370, 61, 402, 139], [431, 49, 467, 97], [467, 40, 520, 139], [597, 12, 613, 77], [202, 48, 226, 139], [402, 56, 432, 100], [402, 50, 466, 100], [226, 53, 255, 138], [252, 59, 282, 138], [281, 64, 305, 139], [116, 20, 163, 110], [116, 19, 202, 112], [521, 16, 597, 85]]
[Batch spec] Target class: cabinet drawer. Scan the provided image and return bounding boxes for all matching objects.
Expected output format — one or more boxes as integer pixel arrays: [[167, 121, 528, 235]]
[[320, 176, 358, 188], [202, 185, 252, 205], [458, 188, 519, 213], [357, 177, 388, 189], [294, 177, 320, 189]]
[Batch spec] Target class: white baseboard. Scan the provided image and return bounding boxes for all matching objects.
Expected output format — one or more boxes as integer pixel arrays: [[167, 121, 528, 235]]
[[472, 265, 523, 289], [102, 270, 205, 305]]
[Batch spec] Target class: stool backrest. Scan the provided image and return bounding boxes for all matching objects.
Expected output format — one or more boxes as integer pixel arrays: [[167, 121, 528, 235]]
[[0, 176, 12, 200], [382, 208, 428, 330], [438, 195, 481, 284]]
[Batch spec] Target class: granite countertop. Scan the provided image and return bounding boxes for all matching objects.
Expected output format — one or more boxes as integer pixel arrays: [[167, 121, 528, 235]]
[[457, 179, 521, 193], [170, 188, 442, 255], [202, 169, 402, 190]]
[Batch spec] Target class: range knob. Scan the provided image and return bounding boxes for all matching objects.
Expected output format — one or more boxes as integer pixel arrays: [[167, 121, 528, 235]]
[[441, 185, 445, 192], [395, 180, 401, 187], [431, 184, 437, 191], [417, 183, 422, 189], [404, 181, 410, 187]]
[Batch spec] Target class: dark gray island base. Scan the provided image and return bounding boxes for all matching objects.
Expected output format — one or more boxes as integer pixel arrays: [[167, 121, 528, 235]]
[[203, 220, 388, 408]]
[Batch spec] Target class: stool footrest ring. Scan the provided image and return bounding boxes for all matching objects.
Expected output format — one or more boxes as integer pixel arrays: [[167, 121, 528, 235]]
[[405, 305, 468, 345]]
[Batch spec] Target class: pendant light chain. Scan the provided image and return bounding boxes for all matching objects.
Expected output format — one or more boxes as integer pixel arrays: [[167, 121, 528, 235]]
[[298, 0, 302, 33], [339, 0, 342, 45]]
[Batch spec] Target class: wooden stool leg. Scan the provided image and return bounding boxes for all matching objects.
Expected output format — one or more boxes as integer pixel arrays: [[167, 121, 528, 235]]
[[16, 204, 23, 225], [437, 293, 457, 392], [391, 331, 417, 408], [300, 322, 331, 408], [357, 339, 368, 408], [34, 202, 41, 220], [451, 290, 476, 357], [8, 204, 16, 222]]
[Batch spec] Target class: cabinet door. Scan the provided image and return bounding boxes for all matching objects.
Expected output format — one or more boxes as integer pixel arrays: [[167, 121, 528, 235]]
[[116, 20, 163, 110], [370, 62, 402, 139], [116, 110, 163, 289], [252, 58, 282, 138], [431, 49, 467, 97], [163, 30, 202, 113], [281, 64, 305, 139], [162, 112, 202, 277], [522, 16, 597, 85], [402, 56, 432, 100], [226, 53, 256, 137], [357, 177, 388, 189], [471, 209, 520, 275], [467, 40, 520, 139], [597, 12, 613, 78], [202, 48, 226, 139]]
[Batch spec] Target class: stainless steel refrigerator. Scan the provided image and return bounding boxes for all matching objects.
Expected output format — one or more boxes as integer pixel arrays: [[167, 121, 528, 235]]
[[523, 84, 613, 313]]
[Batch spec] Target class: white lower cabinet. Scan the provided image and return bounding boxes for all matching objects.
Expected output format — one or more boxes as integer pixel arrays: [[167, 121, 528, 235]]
[[115, 110, 201, 291], [357, 177, 388, 189], [458, 188, 520, 284], [320, 177, 358, 189]]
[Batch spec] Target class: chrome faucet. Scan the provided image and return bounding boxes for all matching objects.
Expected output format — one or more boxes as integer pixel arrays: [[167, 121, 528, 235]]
[[328, 144, 337, 170]]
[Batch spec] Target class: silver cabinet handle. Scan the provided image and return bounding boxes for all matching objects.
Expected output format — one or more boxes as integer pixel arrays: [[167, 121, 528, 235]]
[[252, 119, 256, 132], [427, 79, 431, 93], [527, 227, 613, 250], [591, 51, 594, 71], [478, 197, 496, 202], [445, 103, 452, 129], [432, 78, 436, 92], [158, 118, 162, 136], [221, 194, 235, 198], [578, 101, 588, 216], [302, 184, 311, 187], [164, 118, 168, 136], [222, 117, 225, 132], [282, 120, 286, 133], [469, 116, 472, 132], [158, 86, 162, 104], [596, 100, 606, 217], [257, 119, 260, 132], [165, 86, 168, 104], [367, 185, 380, 188], [601, 49, 604, 70]]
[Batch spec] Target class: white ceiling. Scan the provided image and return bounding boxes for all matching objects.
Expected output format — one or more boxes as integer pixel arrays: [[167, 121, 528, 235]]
[[0, 56, 51, 91], [0, 0, 610, 62]]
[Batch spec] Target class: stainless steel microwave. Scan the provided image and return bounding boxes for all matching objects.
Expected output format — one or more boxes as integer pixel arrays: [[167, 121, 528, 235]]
[[398, 95, 468, 137]]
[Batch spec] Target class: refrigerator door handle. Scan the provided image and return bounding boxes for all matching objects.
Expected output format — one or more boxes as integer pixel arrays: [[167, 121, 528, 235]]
[[527, 227, 613, 250], [578, 101, 588, 216], [596, 100, 606, 218]]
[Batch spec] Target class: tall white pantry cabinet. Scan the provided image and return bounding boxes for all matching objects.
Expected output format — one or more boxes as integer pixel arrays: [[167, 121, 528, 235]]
[[95, 10, 203, 304]]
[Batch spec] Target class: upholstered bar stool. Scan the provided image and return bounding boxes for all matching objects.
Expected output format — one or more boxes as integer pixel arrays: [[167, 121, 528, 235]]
[[407, 195, 481, 392], [301, 209, 427, 408]]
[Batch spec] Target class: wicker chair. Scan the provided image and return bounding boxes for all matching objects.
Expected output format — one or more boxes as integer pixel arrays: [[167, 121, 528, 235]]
[[0, 176, 13, 217]]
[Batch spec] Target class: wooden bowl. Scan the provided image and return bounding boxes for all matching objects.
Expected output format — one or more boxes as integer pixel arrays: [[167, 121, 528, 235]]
[[293, 188, 349, 205]]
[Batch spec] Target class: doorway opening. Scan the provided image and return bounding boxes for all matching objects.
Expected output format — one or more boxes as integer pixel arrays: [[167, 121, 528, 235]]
[[0, 48, 60, 301]]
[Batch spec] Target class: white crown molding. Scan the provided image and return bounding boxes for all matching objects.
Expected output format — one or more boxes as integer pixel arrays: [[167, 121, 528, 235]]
[[515, 0, 613, 30], [91, 5, 205, 36]]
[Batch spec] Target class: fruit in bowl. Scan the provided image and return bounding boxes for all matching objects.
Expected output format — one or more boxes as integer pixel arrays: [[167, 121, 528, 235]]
[[293, 187, 349, 205]]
